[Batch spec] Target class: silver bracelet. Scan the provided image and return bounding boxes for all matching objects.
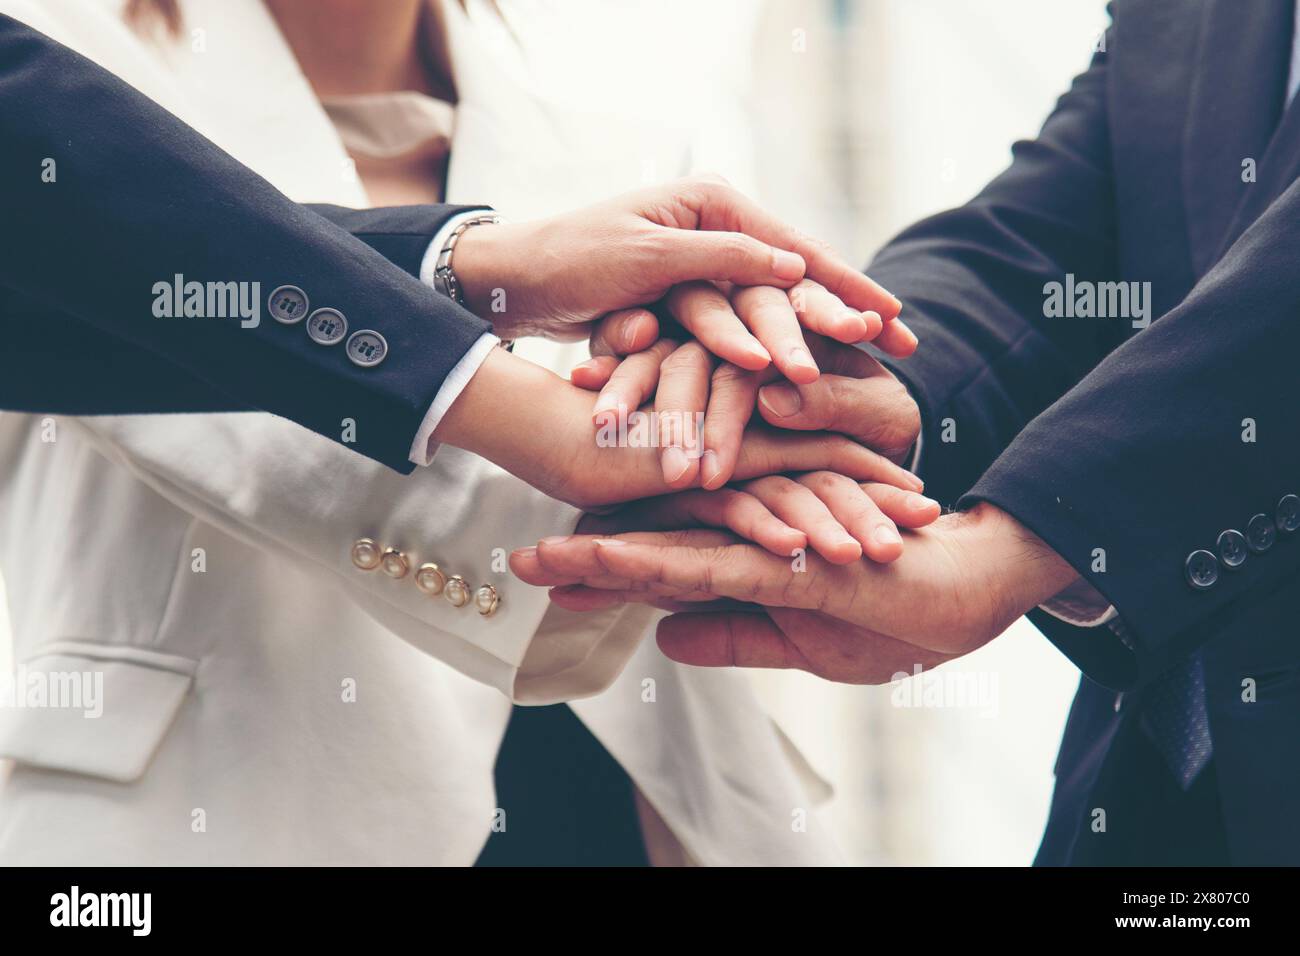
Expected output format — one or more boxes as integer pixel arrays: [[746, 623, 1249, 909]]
[[432, 213, 501, 306]]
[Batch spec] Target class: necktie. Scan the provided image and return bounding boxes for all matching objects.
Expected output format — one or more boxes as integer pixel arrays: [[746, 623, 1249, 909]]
[[1141, 652, 1213, 790]]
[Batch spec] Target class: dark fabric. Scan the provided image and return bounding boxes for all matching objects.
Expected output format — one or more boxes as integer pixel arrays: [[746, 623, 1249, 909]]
[[0, 15, 494, 473], [1037, 718, 1230, 867], [869, 0, 1300, 864], [475, 705, 648, 868]]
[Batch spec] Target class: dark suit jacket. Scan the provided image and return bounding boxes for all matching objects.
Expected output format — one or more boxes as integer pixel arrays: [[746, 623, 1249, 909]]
[[869, 0, 1300, 864], [0, 14, 492, 474]]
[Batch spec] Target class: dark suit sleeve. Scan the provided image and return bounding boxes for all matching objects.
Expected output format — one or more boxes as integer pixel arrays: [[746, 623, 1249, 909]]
[[964, 177, 1300, 688], [867, 20, 1300, 688], [0, 14, 492, 474], [868, 36, 1120, 507]]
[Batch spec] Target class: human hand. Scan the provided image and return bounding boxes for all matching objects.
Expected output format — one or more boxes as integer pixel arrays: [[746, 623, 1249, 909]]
[[577, 474, 941, 564], [510, 503, 1080, 683], [572, 315, 921, 489], [452, 176, 909, 352], [432, 345, 922, 511]]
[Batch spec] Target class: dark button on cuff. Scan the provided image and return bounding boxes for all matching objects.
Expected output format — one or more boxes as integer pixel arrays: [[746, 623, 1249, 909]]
[[1216, 529, 1248, 569], [1185, 549, 1219, 590], [1246, 513, 1276, 553], [1277, 494, 1300, 534]]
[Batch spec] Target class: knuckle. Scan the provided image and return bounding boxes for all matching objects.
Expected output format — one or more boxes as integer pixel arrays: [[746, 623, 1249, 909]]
[[660, 341, 711, 375]]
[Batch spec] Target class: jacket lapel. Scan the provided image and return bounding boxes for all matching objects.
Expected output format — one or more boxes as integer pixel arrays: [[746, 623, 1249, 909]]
[[1182, 0, 1294, 276]]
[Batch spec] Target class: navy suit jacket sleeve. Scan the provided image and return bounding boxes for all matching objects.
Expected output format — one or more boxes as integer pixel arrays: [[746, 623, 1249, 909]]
[[868, 26, 1300, 688], [0, 14, 493, 474]]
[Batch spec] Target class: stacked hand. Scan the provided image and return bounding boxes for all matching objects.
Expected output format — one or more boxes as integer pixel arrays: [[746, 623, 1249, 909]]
[[509, 504, 1080, 684], [437, 174, 1073, 670]]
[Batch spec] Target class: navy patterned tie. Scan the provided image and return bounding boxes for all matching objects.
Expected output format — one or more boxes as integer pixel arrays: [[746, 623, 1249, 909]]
[[1141, 652, 1214, 790]]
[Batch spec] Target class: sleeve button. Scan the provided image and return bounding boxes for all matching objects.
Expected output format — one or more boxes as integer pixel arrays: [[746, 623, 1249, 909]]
[[1185, 549, 1219, 590], [1246, 513, 1276, 553], [1215, 529, 1248, 569], [1276, 494, 1300, 534]]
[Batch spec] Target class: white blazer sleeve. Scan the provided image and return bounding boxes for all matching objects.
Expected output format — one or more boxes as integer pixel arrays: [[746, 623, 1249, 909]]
[[67, 412, 648, 702]]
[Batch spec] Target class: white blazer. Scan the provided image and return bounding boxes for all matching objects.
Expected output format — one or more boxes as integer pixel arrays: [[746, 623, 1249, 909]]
[[0, 0, 839, 865]]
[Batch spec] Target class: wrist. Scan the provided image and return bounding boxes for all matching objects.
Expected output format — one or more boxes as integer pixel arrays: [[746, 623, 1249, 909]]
[[965, 501, 1081, 620], [453, 220, 537, 326]]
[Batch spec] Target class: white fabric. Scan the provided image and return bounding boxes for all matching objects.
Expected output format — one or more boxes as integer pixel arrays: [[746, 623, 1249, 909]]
[[409, 328, 499, 466], [0, 0, 837, 865]]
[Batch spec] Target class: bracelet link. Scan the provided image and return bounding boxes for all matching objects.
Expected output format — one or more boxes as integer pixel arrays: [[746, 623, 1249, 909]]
[[432, 213, 501, 306]]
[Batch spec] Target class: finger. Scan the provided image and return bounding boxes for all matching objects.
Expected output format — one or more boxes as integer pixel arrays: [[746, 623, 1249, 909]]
[[767, 608, 958, 684], [733, 427, 925, 493], [550, 586, 741, 615], [676, 179, 900, 320], [757, 373, 923, 469], [580, 490, 806, 557], [700, 363, 761, 489], [787, 279, 878, 345], [654, 341, 712, 488], [589, 308, 660, 358], [857, 482, 942, 529], [589, 537, 828, 609], [656, 611, 809, 670], [742, 476, 862, 564], [591, 337, 679, 424], [664, 282, 771, 371], [661, 229, 807, 291], [519, 529, 740, 588], [731, 285, 819, 384], [510, 543, 634, 589], [872, 317, 919, 358], [570, 355, 619, 391], [796, 472, 901, 563]]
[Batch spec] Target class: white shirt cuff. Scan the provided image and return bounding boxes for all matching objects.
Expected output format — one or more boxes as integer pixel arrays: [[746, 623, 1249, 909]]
[[408, 331, 499, 466], [1038, 577, 1118, 628], [407, 212, 502, 467]]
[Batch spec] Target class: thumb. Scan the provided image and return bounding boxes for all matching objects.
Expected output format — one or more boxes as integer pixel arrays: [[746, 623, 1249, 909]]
[[661, 229, 806, 289]]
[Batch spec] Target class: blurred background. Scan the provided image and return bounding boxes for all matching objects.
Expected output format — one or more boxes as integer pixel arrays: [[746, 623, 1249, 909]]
[[0, 0, 1109, 864]]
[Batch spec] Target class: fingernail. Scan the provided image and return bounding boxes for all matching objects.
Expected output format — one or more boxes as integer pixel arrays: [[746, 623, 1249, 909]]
[[758, 383, 802, 418], [572, 359, 597, 373], [900, 323, 919, 349], [701, 450, 723, 488], [772, 249, 805, 281], [594, 538, 628, 548], [875, 525, 902, 548], [513, 546, 537, 558], [662, 446, 690, 483], [861, 310, 882, 337], [592, 391, 620, 418], [623, 316, 643, 351], [540, 536, 571, 547], [787, 347, 818, 375], [913, 494, 939, 509], [840, 310, 868, 337], [740, 340, 772, 368]]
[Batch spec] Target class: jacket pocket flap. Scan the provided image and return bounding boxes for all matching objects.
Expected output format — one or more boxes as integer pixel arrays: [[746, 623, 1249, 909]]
[[0, 642, 196, 783]]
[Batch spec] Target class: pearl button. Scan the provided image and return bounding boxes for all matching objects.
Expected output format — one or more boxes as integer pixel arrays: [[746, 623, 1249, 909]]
[[415, 562, 446, 596], [444, 575, 469, 607], [380, 548, 410, 579], [475, 584, 500, 617], [350, 538, 381, 571]]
